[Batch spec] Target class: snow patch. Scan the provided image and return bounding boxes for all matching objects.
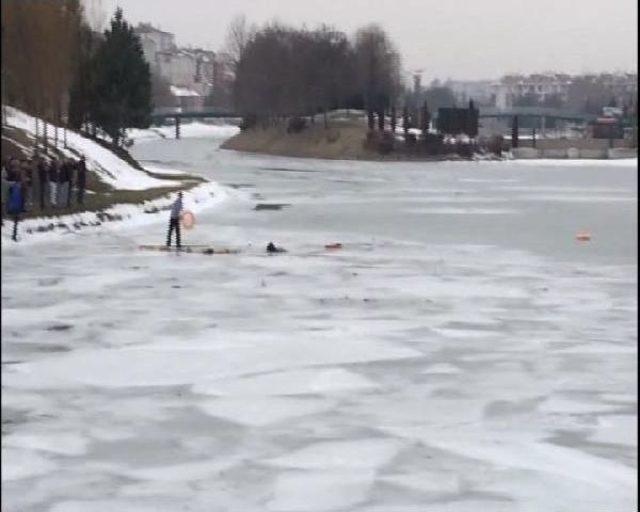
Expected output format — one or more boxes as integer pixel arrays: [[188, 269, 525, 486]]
[[128, 122, 239, 141]]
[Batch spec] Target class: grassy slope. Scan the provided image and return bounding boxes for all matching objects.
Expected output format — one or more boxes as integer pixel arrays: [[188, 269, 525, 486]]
[[221, 118, 475, 161], [221, 120, 383, 160]]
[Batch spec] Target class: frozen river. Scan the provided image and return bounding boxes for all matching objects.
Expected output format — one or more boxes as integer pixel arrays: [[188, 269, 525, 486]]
[[2, 132, 637, 511]]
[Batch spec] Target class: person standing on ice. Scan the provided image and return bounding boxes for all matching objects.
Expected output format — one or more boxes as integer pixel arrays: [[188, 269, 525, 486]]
[[166, 191, 183, 249]]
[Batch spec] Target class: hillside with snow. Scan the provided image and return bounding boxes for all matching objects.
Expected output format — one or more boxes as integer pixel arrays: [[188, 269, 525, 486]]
[[3, 107, 170, 191]]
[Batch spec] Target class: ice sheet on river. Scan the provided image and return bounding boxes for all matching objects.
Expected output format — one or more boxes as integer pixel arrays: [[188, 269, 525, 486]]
[[2, 139, 636, 511]]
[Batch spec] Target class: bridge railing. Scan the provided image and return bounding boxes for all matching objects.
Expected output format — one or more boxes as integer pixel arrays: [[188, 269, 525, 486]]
[[478, 107, 596, 121], [152, 106, 238, 117]]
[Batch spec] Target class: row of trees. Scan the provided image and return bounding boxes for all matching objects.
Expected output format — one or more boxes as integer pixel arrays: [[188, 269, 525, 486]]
[[2, 0, 83, 129], [229, 18, 402, 127], [2, 1, 152, 147], [565, 75, 637, 115]]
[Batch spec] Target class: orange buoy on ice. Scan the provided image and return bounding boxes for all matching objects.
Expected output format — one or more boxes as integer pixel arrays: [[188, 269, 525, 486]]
[[325, 243, 343, 250], [181, 210, 196, 230], [575, 231, 591, 242]]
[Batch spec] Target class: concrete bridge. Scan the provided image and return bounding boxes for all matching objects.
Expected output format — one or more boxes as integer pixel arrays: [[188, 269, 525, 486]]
[[151, 107, 241, 138], [152, 105, 598, 139], [151, 106, 241, 120]]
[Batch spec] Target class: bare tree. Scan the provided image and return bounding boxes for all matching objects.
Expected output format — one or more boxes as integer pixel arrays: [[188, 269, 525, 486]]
[[354, 24, 402, 131], [225, 14, 252, 72], [232, 20, 401, 130], [2, 0, 82, 122]]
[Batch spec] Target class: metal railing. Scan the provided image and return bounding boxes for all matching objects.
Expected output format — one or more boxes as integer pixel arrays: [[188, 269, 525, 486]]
[[152, 106, 238, 118]]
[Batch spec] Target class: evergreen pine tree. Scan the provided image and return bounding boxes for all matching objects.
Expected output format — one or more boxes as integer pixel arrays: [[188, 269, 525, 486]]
[[68, 23, 97, 131], [90, 8, 151, 145]]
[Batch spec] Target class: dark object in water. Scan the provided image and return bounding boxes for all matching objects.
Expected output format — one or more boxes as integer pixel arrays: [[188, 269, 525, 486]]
[[266, 242, 287, 253], [254, 203, 291, 211]]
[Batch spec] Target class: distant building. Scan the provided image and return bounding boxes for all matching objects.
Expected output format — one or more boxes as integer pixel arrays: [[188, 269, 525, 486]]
[[135, 23, 224, 107], [156, 50, 197, 89], [135, 23, 176, 67], [493, 74, 572, 109], [170, 85, 203, 109], [586, 73, 637, 107], [186, 48, 216, 96]]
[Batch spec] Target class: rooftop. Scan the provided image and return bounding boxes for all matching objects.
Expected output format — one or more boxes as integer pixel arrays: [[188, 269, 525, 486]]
[[135, 23, 173, 36]]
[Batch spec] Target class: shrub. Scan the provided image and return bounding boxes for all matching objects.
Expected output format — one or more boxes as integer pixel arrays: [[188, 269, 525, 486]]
[[404, 132, 417, 146], [422, 133, 443, 155], [487, 135, 504, 156], [377, 131, 395, 154], [456, 142, 473, 158], [240, 114, 257, 131], [364, 129, 378, 150], [287, 116, 307, 133]]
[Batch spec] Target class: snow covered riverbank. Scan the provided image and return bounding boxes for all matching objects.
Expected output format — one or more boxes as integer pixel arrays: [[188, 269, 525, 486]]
[[4, 107, 171, 190], [1, 180, 235, 245], [2, 108, 243, 243]]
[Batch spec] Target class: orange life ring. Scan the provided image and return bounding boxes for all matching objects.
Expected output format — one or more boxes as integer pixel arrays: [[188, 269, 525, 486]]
[[181, 210, 195, 229]]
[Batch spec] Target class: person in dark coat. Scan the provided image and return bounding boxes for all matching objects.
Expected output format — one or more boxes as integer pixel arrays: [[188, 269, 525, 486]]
[[57, 160, 70, 208], [76, 156, 87, 205], [16, 160, 30, 211], [7, 179, 25, 241], [6, 157, 19, 183], [1, 158, 8, 223], [3, 158, 17, 220], [166, 191, 183, 249], [65, 158, 75, 208], [36, 155, 48, 211]]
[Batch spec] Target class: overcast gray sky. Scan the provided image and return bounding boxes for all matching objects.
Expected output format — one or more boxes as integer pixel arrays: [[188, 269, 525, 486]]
[[92, 0, 637, 81]]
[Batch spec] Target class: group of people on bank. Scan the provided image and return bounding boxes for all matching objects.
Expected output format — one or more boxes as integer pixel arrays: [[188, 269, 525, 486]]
[[2, 154, 87, 241]]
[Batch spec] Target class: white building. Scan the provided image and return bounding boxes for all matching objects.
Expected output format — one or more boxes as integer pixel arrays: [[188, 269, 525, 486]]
[[135, 23, 176, 70], [170, 85, 203, 109], [492, 74, 572, 109], [185, 49, 216, 96], [155, 50, 196, 88], [135, 22, 232, 108]]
